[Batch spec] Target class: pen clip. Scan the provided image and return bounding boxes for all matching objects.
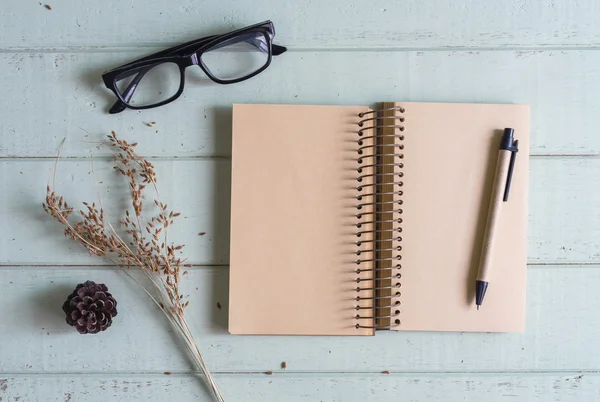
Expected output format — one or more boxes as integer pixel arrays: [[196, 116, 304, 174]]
[[503, 139, 519, 201]]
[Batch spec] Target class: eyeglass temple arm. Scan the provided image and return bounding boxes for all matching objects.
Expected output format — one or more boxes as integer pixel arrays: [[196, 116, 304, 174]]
[[207, 37, 287, 55], [117, 35, 285, 71], [272, 44, 287, 55]]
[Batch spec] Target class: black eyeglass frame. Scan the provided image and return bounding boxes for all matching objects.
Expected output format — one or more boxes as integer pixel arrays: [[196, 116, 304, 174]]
[[102, 20, 287, 114]]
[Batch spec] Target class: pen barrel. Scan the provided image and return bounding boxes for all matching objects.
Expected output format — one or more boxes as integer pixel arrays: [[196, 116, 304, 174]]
[[477, 150, 512, 282]]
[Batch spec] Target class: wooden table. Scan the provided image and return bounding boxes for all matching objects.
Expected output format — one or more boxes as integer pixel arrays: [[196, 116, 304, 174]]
[[1, 1, 599, 400]]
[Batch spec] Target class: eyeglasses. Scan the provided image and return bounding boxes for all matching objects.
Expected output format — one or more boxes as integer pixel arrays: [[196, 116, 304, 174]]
[[102, 21, 287, 114]]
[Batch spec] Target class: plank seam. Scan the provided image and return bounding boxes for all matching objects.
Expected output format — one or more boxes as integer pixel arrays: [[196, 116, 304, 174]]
[[3, 45, 600, 53], [0, 262, 598, 269], [0, 370, 598, 377], [0, 154, 597, 161]]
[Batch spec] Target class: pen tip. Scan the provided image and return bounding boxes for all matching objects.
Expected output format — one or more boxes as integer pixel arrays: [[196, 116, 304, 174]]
[[477, 305, 480, 311]]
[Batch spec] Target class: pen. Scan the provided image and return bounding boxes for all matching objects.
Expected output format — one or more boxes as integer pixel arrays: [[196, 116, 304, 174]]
[[476, 128, 519, 310]]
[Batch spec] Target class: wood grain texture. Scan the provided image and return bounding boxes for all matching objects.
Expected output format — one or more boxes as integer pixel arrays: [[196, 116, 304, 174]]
[[1, 159, 231, 266], [2, 0, 600, 49], [2, 0, 599, 399], [0, 373, 598, 402], [0, 266, 598, 373], [1, 157, 598, 266], [2, 50, 600, 157]]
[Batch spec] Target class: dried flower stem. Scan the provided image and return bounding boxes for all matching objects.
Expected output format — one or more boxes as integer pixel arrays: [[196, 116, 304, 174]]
[[42, 132, 224, 401]]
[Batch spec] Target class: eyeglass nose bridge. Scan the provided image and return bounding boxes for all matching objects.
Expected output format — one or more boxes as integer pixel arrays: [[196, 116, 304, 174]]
[[181, 53, 200, 68]]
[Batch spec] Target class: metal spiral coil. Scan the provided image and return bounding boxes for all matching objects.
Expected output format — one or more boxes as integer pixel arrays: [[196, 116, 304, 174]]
[[355, 106, 405, 330]]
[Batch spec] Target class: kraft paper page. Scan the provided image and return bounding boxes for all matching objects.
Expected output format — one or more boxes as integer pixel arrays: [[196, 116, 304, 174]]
[[229, 104, 375, 336], [391, 102, 529, 332]]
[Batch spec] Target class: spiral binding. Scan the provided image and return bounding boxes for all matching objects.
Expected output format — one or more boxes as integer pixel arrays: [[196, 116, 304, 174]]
[[354, 105, 405, 330]]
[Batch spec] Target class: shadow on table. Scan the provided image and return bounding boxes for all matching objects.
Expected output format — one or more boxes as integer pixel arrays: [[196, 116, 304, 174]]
[[207, 106, 232, 331], [32, 284, 78, 334]]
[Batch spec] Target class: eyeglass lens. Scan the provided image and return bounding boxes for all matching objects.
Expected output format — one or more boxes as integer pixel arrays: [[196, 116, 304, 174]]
[[115, 62, 181, 107], [201, 32, 270, 81]]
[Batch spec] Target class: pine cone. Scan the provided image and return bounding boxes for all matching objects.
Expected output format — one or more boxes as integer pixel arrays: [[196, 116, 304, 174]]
[[62, 281, 118, 334]]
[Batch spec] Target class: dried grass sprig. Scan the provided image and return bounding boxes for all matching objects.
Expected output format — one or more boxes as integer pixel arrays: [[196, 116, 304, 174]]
[[42, 132, 225, 402]]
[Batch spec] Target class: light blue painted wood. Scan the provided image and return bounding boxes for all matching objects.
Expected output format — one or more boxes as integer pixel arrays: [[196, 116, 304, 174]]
[[0, 373, 598, 401], [2, 0, 600, 49], [0, 158, 598, 265], [1, 0, 599, 400], [0, 266, 598, 373], [2, 51, 600, 157]]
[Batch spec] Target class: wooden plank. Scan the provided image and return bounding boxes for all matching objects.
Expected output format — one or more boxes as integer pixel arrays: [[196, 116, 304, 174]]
[[0, 373, 598, 402], [1, 157, 598, 265], [1, 159, 231, 266], [2, 50, 600, 157], [4, 1, 598, 400], [528, 156, 600, 263], [3, 0, 600, 49], [0, 266, 599, 373]]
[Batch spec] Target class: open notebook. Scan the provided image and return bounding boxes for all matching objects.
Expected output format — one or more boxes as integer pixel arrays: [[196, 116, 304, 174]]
[[229, 102, 529, 336]]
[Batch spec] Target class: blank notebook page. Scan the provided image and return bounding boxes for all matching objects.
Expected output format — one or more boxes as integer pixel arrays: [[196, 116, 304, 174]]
[[229, 104, 374, 336], [394, 102, 530, 332]]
